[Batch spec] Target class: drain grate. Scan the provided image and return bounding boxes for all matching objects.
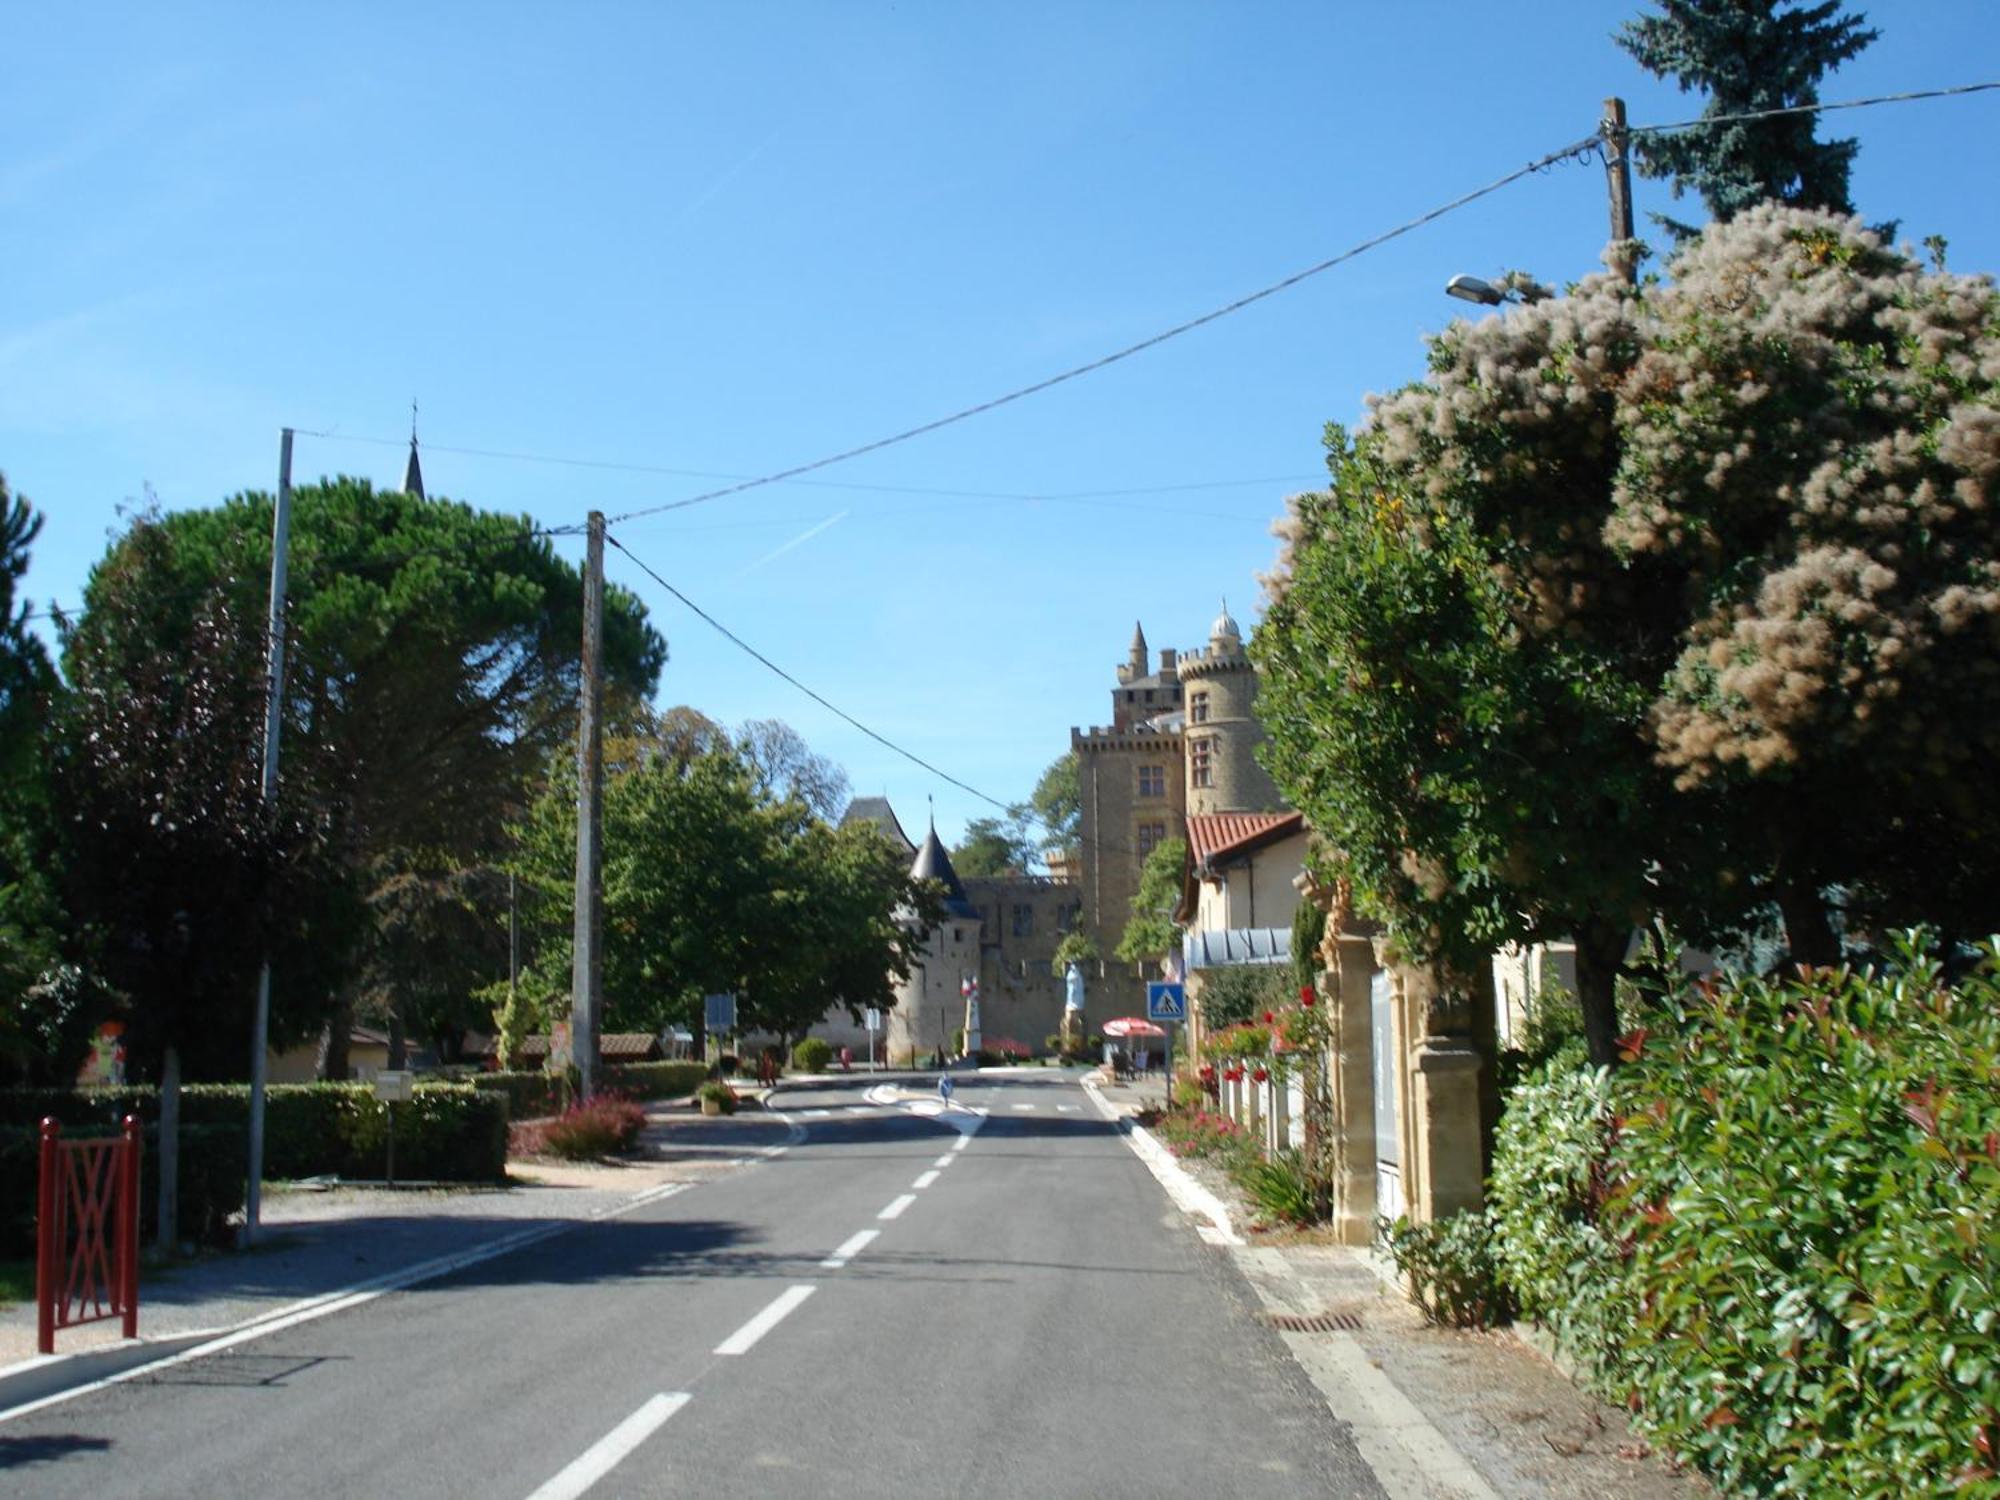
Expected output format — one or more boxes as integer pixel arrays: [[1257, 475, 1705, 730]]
[[1261, 1310, 1363, 1333]]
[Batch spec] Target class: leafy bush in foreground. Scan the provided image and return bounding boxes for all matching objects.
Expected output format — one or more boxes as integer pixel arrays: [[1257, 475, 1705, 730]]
[[1491, 940, 2000, 1497]]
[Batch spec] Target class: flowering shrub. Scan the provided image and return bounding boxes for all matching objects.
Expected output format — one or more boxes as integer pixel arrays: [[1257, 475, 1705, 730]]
[[516, 1093, 647, 1161]]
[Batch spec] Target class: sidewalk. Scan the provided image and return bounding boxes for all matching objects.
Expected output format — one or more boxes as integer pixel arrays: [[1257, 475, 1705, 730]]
[[0, 1098, 793, 1410], [1084, 1072, 1711, 1500]]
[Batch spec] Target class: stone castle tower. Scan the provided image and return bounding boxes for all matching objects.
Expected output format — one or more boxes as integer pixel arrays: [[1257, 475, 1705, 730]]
[[1177, 601, 1281, 815]]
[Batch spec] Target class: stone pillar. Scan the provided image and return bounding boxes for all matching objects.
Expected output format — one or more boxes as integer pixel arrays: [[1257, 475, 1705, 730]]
[[1394, 962, 1487, 1222], [1325, 933, 1380, 1244]]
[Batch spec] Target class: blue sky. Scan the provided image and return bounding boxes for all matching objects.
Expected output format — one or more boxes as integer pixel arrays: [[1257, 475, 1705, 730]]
[[8, 2, 1999, 849]]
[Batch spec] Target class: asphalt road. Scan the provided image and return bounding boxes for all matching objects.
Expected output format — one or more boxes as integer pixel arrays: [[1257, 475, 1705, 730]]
[[0, 1072, 1383, 1498]]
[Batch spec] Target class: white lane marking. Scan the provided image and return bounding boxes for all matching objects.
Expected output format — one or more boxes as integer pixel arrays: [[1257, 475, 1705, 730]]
[[714, 1285, 816, 1356], [1057, 1104, 1079, 1113], [0, 1182, 699, 1427], [877, 1193, 917, 1221], [951, 1133, 973, 1152], [760, 1145, 788, 1158], [803, 1109, 831, 1118], [819, 1229, 878, 1269], [1011, 1103, 1035, 1112], [844, 1106, 873, 1116], [527, 1392, 690, 1500], [932, 1154, 955, 1169], [911, 1170, 940, 1190]]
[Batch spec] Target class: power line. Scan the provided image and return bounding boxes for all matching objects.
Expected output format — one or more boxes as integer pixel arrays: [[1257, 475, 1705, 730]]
[[603, 528, 1158, 865], [1628, 79, 2000, 141], [599, 135, 1604, 527]]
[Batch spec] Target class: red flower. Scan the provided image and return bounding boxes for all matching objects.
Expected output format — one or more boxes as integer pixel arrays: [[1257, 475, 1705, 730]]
[[1252, 1067, 1269, 1084], [1299, 985, 1314, 1004], [1262, 1010, 1275, 1025]]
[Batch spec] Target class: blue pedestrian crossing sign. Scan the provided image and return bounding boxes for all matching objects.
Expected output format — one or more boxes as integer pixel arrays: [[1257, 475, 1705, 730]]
[[1146, 982, 1187, 1023]]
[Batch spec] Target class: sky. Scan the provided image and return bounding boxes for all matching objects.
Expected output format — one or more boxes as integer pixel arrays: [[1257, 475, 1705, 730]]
[[8, 2, 2000, 851]]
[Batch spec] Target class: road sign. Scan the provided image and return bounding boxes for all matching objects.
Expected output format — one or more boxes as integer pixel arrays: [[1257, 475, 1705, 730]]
[[937, 1074, 955, 1101], [863, 1007, 882, 1033], [373, 1070, 414, 1103], [703, 992, 737, 1032], [1146, 982, 1187, 1023]]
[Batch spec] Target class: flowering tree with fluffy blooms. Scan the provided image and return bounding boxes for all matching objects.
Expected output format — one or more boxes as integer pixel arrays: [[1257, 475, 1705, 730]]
[[1255, 206, 2000, 1066]]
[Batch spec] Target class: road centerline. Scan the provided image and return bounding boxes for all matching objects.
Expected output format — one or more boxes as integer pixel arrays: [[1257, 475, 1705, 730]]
[[819, 1229, 879, 1269], [878, 1193, 917, 1220], [526, 1391, 690, 1500], [911, 1169, 940, 1190], [714, 1285, 817, 1356], [932, 1153, 955, 1168]]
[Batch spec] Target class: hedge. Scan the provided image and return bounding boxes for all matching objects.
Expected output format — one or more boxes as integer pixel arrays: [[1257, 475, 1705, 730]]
[[0, 1121, 245, 1258], [605, 1061, 707, 1101], [1490, 939, 2000, 1497], [0, 1082, 508, 1185]]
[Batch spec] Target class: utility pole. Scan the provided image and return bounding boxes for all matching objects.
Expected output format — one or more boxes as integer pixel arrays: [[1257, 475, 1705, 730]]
[[570, 510, 606, 1100], [245, 427, 295, 1243], [1603, 96, 1638, 284]]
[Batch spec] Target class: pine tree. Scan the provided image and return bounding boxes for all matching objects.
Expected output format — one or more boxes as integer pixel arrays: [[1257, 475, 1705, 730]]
[[1617, 1, 1877, 237]]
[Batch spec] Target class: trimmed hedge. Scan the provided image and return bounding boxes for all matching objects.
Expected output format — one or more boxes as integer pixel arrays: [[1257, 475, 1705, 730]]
[[0, 1121, 245, 1257], [1490, 941, 2000, 1497], [605, 1061, 706, 1101], [471, 1070, 565, 1123], [0, 1082, 508, 1185]]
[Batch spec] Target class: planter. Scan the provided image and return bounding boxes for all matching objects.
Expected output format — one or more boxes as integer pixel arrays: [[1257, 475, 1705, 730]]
[[700, 1097, 723, 1117]]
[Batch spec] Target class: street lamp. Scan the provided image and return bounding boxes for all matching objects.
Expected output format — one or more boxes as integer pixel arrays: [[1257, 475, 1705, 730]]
[[1445, 273, 1507, 306]]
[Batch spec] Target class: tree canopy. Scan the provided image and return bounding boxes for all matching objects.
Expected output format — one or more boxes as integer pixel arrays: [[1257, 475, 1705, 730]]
[[1617, 0, 1876, 237], [1256, 206, 2000, 1064], [1115, 836, 1187, 968]]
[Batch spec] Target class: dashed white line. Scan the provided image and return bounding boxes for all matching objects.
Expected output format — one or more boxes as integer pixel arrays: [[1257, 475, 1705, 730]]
[[952, 1134, 973, 1152], [816, 1232, 880, 1272], [714, 1285, 816, 1356], [526, 1392, 690, 1500], [878, 1193, 917, 1221], [911, 1170, 939, 1190], [1057, 1104, 1079, 1113], [845, 1106, 873, 1116], [1011, 1103, 1036, 1112], [819, 1229, 879, 1269], [803, 1109, 831, 1118], [931, 1154, 955, 1169]]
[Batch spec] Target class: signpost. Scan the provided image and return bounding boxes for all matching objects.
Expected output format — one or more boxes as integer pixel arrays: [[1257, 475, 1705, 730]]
[[863, 1007, 882, 1072], [1147, 982, 1187, 1111], [374, 1071, 413, 1185]]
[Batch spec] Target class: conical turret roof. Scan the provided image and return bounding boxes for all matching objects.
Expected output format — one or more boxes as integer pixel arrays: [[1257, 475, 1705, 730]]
[[911, 825, 979, 919], [402, 437, 426, 499]]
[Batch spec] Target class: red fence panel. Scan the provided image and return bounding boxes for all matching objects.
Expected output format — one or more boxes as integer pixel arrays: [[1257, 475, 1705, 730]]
[[36, 1115, 142, 1355]]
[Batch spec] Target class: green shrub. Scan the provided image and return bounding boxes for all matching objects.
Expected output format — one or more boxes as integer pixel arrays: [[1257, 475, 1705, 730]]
[[1490, 939, 2000, 1497], [471, 1070, 566, 1121], [1602, 944, 2000, 1497], [1243, 1150, 1321, 1228], [1379, 1211, 1515, 1330], [790, 1038, 833, 1074], [1488, 1041, 1622, 1368], [0, 1120, 246, 1257], [603, 1061, 706, 1101], [696, 1080, 738, 1115]]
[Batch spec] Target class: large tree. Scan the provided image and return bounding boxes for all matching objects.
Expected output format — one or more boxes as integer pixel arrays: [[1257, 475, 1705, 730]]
[[65, 479, 666, 1076], [1256, 206, 2000, 1065], [1618, 0, 1877, 237], [0, 478, 66, 1078]]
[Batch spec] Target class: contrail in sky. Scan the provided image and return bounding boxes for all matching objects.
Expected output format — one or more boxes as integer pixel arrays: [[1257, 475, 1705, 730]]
[[732, 510, 849, 579]]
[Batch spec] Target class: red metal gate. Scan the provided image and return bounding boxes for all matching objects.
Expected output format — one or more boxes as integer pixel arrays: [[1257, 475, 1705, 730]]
[[36, 1116, 141, 1355]]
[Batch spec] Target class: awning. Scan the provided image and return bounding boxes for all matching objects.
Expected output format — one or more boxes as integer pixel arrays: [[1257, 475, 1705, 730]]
[[1182, 927, 1291, 970]]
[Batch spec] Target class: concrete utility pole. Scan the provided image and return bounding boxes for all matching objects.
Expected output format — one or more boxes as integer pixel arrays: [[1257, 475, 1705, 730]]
[[245, 427, 295, 1242], [1603, 96, 1638, 284], [570, 510, 606, 1099]]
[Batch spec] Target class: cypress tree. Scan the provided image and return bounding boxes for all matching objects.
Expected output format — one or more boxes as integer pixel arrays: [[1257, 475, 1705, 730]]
[[1617, 1, 1877, 237]]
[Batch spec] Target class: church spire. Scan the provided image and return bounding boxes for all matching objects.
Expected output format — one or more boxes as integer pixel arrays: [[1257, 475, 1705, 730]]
[[1127, 620, 1148, 675], [402, 399, 426, 499]]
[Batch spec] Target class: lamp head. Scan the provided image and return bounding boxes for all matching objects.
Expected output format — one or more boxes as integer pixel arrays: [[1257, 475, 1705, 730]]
[[1445, 274, 1506, 307]]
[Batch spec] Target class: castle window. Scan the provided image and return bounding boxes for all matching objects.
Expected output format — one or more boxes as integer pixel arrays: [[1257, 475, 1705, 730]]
[[1191, 737, 1213, 788], [1124, 690, 1135, 703], [1144, 689, 1155, 703], [1138, 764, 1166, 798], [1137, 822, 1169, 857], [1190, 690, 1209, 724], [1012, 904, 1033, 937]]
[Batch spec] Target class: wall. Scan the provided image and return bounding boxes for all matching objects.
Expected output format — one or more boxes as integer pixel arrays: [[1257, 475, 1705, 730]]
[[1073, 723, 1186, 1018]]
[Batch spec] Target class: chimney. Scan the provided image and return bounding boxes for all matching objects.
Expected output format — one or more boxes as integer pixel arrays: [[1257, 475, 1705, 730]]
[[1159, 647, 1177, 674]]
